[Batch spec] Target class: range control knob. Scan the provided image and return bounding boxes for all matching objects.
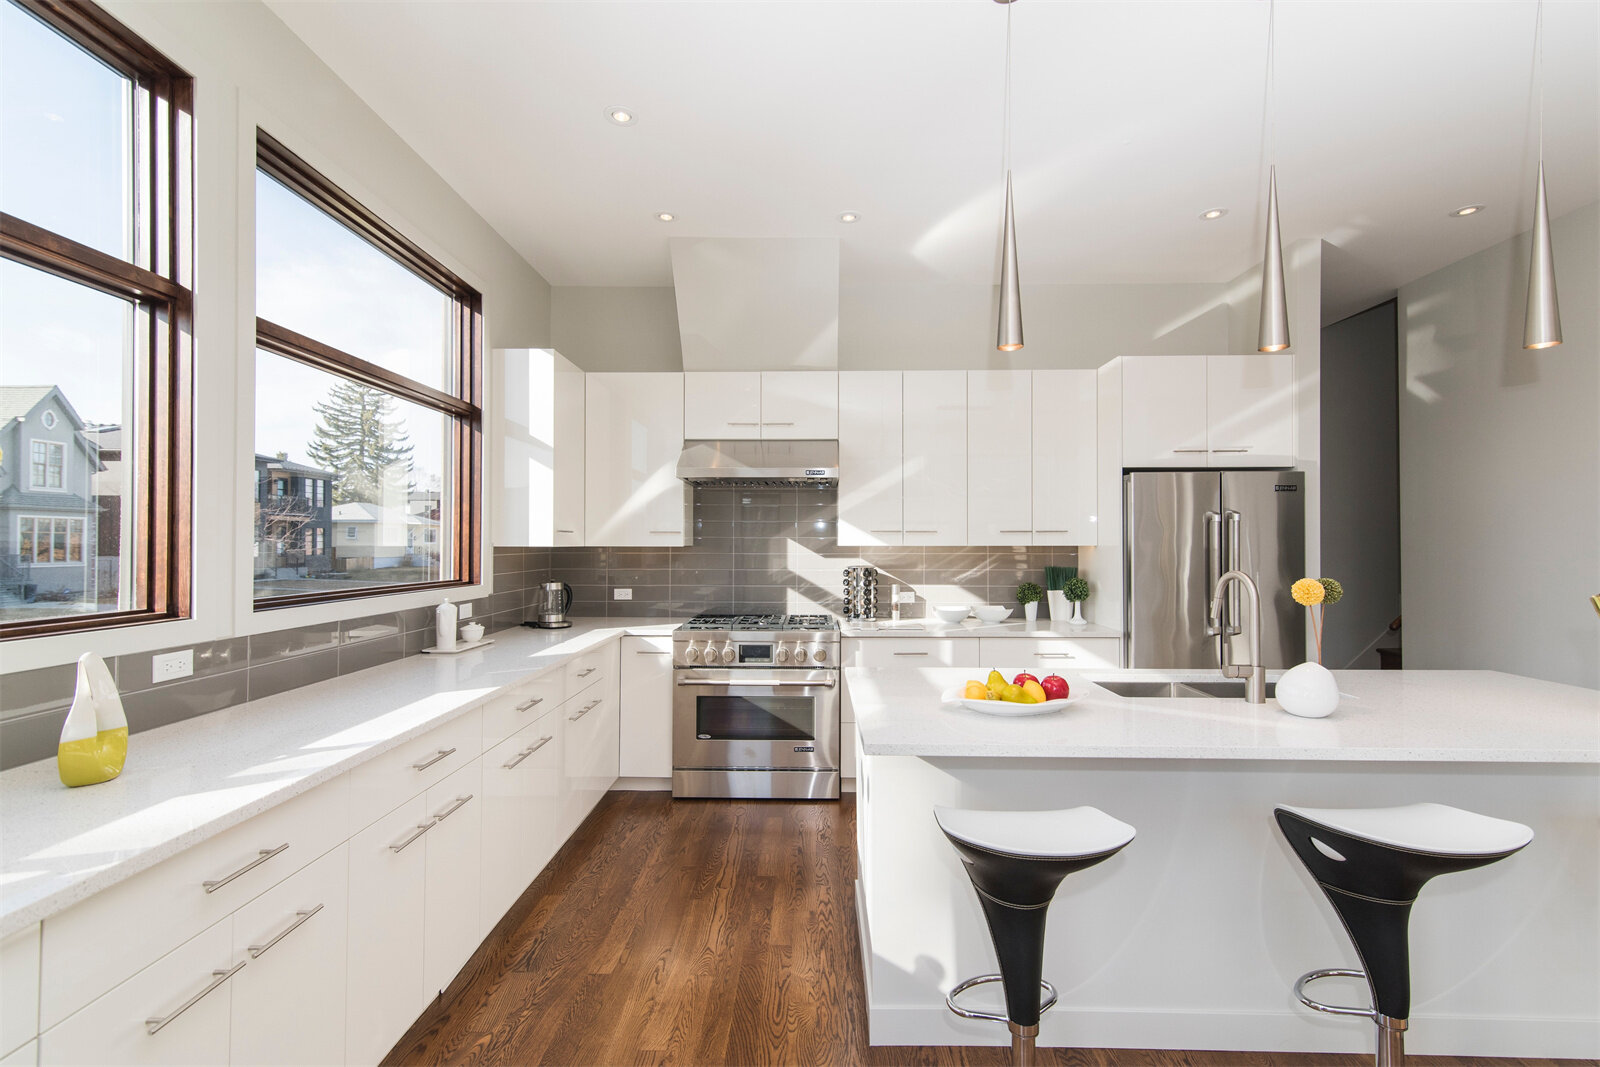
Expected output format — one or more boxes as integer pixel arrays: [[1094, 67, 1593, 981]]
[[794, 647, 809, 664], [811, 647, 827, 663], [683, 644, 700, 663], [719, 643, 737, 664], [775, 645, 791, 664]]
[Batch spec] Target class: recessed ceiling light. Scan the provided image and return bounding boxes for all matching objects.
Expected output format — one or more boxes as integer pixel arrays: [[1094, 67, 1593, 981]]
[[1449, 204, 1485, 217], [838, 212, 860, 224], [1199, 208, 1228, 220], [606, 106, 636, 126], [655, 212, 674, 222]]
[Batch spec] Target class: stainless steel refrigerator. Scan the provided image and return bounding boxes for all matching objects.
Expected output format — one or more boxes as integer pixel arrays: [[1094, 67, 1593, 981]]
[[1123, 470, 1305, 669]]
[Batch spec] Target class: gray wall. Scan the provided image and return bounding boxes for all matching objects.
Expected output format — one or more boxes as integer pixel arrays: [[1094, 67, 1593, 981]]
[[1398, 202, 1600, 688], [1319, 300, 1400, 668], [551, 286, 681, 371]]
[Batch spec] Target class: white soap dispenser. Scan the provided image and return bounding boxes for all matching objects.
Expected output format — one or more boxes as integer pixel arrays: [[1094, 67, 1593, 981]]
[[435, 598, 458, 652]]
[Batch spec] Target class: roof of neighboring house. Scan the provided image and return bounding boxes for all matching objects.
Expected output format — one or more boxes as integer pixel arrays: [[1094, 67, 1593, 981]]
[[332, 502, 431, 525], [0, 386, 88, 431], [0, 488, 92, 512], [255, 454, 338, 479]]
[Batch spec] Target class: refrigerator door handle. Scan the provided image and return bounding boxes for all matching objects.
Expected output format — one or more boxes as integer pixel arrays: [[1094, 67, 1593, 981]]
[[1204, 511, 1224, 636], [1225, 510, 1243, 635]]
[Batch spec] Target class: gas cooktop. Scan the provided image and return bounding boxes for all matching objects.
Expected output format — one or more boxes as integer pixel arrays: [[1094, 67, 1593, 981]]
[[677, 613, 839, 632]]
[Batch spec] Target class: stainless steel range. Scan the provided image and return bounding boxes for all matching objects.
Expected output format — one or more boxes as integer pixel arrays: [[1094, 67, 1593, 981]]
[[672, 613, 841, 800]]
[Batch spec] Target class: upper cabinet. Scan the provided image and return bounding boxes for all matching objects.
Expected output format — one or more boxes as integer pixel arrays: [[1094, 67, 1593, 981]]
[[901, 371, 967, 545], [966, 371, 1032, 546], [1032, 370, 1099, 546], [837, 371, 902, 546], [683, 371, 837, 440], [584, 373, 690, 546], [495, 349, 584, 547], [1121, 354, 1294, 469]]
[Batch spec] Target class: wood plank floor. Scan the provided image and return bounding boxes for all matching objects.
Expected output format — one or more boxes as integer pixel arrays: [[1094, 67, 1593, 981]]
[[386, 792, 1582, 1067]]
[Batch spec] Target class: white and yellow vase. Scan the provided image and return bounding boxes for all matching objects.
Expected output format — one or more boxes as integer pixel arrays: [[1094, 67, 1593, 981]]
[[58, 652, 128, 788]]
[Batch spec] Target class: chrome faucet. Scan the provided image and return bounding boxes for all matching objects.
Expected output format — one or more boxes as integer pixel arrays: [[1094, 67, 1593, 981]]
[[1211, 569, 1267, 703]]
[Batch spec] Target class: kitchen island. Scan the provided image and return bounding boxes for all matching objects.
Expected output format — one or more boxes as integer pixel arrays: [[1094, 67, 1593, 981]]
[[848, 667, 1599, 1059]]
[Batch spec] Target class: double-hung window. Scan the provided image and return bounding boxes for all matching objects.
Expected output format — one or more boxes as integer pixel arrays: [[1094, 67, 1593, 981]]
[[0, 0, 193, 637], [252, 133, 481, 607]]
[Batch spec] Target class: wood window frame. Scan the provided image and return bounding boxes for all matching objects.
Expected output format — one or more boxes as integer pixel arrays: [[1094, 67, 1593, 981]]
[[253, 131, 482, 611], [0, 0, 193, 640]]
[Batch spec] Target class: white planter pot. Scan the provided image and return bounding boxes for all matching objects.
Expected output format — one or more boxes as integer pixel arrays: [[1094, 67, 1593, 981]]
[[1275, 661, 1340, 718], [1023, 601, 1039, 621], [1068, 600, 1087, 626], [1046, 590, 1068, 621]]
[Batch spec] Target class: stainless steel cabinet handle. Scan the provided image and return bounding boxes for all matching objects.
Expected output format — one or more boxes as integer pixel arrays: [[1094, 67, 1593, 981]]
[[528, 734, 552, 753], [503, 746, 535, 770], [388, 821, 435, 853], [1173, 448, 1209, 453], [869, 529, 901, 533], [411, 747, 456, 772], [1035, 529, 1072, 533], [1211, 447, 1251, 453], [569, 699, 602, 721], [556, 528, 577, 533], [145, 960, 246, 1035], [1226, 510, 1242, 635], [1204, 511, 1223, 636], [676, 676, 836, 688], [515, 696, 544, 712], [247, 903, 324, 959], [649, 529, 680, 535], [999, 529, 1031, 534], [432, 794, 474, 821], [892, 651, 929, 656], [635, 649, 671, 655], [1035, 652, 1076, 659], [576, 667, 597, 677], [762, 421, 795, 426], [726, 421, 760, 426], [903, 529, 937, 534], [202, 843, 288, 894]]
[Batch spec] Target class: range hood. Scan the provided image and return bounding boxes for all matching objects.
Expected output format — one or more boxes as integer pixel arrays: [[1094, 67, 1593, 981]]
[[676, 439, 838, 488]]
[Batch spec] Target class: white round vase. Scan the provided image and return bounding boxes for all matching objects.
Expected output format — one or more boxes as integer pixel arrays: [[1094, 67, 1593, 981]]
[[1275, 662, 1339, 718]]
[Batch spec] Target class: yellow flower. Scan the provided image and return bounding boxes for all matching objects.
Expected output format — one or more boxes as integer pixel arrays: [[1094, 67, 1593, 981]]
[[1291, 578, 1325, 606]]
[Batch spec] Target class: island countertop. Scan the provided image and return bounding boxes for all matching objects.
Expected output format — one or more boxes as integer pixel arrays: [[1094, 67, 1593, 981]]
[[847, 667, 1600, 763]]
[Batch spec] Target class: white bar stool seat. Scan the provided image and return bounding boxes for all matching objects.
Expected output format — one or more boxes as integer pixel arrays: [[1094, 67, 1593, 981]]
[[1278, 802, 1533, 856], [934, 805, 1137, 859]]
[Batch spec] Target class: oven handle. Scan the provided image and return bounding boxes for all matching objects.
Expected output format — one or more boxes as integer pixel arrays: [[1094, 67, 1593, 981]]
[[675, 676, 837, 688]]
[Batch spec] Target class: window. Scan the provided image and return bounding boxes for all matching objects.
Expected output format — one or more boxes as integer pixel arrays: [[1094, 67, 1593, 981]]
[[252, 132, 481, 607], [1, 0, 192, 638], [314, 528, 325, 554]]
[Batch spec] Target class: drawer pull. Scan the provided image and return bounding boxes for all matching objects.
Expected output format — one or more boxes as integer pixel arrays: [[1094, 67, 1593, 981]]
[[1035, 529, 1072, 533], [1036, 652, 1076, 659], [432, 794, 474, 822], [903, 529, 937, 534], [1173, 448, 1208, 454], [576, 667, 597, 677], [868, 529, 901, 533], [726, 421, 760, 426], [762, 421, 795, 426], [649, 530, 680, 535], [388, 821, 435, 853], [1211, 447, 1252, 453], [515, 696, 544, 712], [411, 747, 457, 771], [892, 651, 930, 656], [247, 903, 324, 959], [145, 960, 245, 1034], [556, 528, 577, 534], [636, 649, 671, 655], [503, 736, 552, 769], [202, 843, 288, 894], [999, 529, 1031, 534], [569, 699, 601, 721]]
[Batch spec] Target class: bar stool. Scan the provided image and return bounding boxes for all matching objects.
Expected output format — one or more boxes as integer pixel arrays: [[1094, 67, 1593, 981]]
[[1274, 802, 1533, 1066], [935, 805, 1135, 1066]]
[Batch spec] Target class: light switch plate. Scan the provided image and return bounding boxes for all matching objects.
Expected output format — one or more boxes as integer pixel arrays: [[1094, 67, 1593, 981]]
[[152, 649, 193, 683], [614, 588, 633, 600], [458, 603, 473, 618]]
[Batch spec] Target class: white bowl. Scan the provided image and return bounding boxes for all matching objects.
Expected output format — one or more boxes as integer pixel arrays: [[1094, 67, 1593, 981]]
[[972, 605, 1013, 623], [459, 622, 486, 644], [932, 604, 971, 624]]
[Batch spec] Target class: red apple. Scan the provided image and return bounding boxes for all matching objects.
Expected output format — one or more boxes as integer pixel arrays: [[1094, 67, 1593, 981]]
[[1040, 675, 1070, 701], [1012, 672, 1039, 688]]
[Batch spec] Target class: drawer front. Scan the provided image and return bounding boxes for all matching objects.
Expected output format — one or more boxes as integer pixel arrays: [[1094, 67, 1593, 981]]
[[348, 707, 481, 833], [2, 925, 39, 1056], [565, 648, 609, 695], [202, 773, 349, 915], [479, 670, 565, 751], [976, 638, 1121, 670], [39, 918, 235, 1066], [847, 638, 982, 669]]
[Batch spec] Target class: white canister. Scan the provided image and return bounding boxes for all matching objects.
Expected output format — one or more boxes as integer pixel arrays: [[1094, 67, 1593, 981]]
[[1275, 661, 1340, 718], [436, 599, 458, 651]]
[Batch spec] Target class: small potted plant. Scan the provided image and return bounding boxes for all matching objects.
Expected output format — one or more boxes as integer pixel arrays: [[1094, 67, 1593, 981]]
[[1277, 577, 1344, 718], [1016, 581, 1043, 622], [1061, 576, 1091, 626]]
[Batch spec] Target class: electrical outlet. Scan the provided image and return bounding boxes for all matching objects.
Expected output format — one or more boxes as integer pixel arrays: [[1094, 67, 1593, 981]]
[[458, 603, 472, 619], [895, 590, 916, 604], [613, 588, 633, 600], [152, 649, 193, 683]]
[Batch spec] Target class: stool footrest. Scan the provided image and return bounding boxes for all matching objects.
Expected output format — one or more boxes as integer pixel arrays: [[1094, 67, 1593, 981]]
[[1294, 968, 1377, 1019], [946, 974, 1058, 1024]]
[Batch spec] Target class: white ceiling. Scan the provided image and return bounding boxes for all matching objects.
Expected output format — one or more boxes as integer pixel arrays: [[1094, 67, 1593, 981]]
[[266, 0, 1599, 304]]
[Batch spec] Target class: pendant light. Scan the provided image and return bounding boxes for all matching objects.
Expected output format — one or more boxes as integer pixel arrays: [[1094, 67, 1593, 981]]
[[1256, 0, 1290, 354], [1523, 0, 1562, 350], [995, 0, 1023, 352]]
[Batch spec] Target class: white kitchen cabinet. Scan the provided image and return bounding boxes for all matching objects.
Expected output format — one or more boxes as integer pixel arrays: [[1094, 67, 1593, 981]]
[[0, 1041, 34, 1066], [619, 635, 674, 778], [837, 371, 902, 546], [496, 348, 584, 546], [760, 372, 837, 438], [562, 687, 618, 837], [901, 371, 967, 545], [1121, 355, 1209, 468], [228, 845, 348, 1067], [344, 796, 428, 1067], [977, 637, 1122, 670], [1031, 370, 1099, 546], [585, 372, 691, 546], [423, 759, 483, 997], [967, 371, 1033, 545], [684, 372, 761, 439], [843, 638, 982, 669], [1, 925, 38, 1058], [481, 714, 561, 925], [1205, 352, 1296, 467]]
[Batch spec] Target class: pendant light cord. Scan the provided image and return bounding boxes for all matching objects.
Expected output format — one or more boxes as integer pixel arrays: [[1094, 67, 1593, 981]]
[[1002, 0, 1014, 177], [1266, 0, 1277, 167], [1535, 0, 1545, 164]]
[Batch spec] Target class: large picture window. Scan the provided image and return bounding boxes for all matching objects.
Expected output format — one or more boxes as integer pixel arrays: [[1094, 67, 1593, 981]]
[[0, 0, 192, 638], [252, 133, 481, 608]]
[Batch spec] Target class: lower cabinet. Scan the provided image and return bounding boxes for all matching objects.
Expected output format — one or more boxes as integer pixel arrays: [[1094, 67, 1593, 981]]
[[344, 796, 429, 1067], [422, 760, 483, 997], [977, 637, 1121, 670], [562, 688, 617, 837], [843, 638, 982, 669], [618, 635, 673, 778], [481, 713, 562, 927]]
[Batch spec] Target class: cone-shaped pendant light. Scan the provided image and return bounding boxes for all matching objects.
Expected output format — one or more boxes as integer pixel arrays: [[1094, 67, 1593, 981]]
[[1523, 0, 1562, 350], [1257, 165, 1290, 352], [997, 171, 1023, 351]]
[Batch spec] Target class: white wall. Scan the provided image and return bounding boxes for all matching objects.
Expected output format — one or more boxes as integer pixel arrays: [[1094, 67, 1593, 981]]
[[1, 0, 553, 671], [1398, 202, 1600, 689], [551, 287, 681, 371]]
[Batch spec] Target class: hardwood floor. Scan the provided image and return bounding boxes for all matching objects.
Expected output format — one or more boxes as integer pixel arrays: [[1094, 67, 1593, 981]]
[[386, 792, 1581, 1067]]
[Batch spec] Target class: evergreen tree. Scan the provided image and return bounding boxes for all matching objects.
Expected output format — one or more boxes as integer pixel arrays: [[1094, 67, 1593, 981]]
[[305, 381, 413, 504]]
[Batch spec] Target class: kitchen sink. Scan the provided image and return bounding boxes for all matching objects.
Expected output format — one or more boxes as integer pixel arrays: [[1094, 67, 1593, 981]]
[[1094, 679, 1276, 700]]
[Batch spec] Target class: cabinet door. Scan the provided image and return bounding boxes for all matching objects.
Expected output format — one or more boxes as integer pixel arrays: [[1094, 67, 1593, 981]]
[[901, 371, 967, 545], [1, 925, 38, 1059], [229, 844, 348, 1067], [761, 372, 838, 438], [976, 637, 1122, 670], [837, 371, 902, 546], [684, 372, 761, 439], [844, 638, 982, 669], [1032, 370, 1099, 546], [481, 719, 557, 925], [1120, 356, 1209, 468], [552, 353, 585, 545], [423, 760, 483, 997], [619, 635, 674, 778], [584, 373, 690, 546], [561, 689, 610, 836], [345, 796, 428, 1067], [1206, 353, 1295, 467], [967, 371, 1033, 545]]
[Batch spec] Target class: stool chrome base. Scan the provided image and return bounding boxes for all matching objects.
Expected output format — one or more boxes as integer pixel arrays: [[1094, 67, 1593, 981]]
[[947, 974, 1058, 1067], [1296, 968, 1409, 1067]]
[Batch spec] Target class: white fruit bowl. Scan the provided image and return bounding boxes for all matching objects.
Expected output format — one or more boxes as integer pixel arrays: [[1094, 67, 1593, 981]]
[[972, 605, 1013, 623], [932, 604, 971, 624]]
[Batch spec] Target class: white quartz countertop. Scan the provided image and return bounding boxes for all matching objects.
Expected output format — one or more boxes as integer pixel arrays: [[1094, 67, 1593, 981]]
[[849, 667, 1600, 763], [0, 619, 682, 937], [842, 619, 1121, 640]]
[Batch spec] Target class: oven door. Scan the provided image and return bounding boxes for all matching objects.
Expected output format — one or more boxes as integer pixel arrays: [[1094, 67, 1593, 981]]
[[672, 668, 840, 774]]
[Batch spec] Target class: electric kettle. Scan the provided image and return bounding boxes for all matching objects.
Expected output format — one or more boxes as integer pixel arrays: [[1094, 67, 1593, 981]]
[[529, 580, 574, 629]]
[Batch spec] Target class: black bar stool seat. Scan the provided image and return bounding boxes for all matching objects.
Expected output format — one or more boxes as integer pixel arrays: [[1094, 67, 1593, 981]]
[[1275, 802, 1533, 1066], [936, 805, 1135, 1066]]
